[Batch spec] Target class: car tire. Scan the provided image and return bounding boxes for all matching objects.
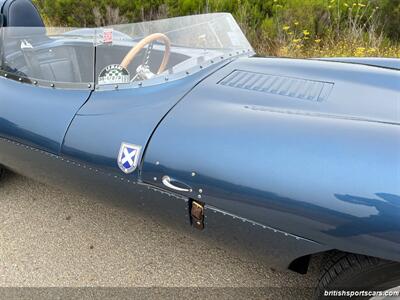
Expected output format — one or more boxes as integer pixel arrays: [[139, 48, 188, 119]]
[[0, 167, 5, 181], [315, 252, 400, 299]]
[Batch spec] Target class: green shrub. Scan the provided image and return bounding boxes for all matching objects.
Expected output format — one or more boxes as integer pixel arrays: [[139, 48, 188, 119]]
[[32, 0, 400, 57]]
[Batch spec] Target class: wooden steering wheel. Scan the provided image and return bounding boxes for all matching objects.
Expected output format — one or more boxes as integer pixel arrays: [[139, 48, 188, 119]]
[[120, 33, 171, 75]]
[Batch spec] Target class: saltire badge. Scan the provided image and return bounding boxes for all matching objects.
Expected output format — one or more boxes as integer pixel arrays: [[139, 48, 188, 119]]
[[117, 142, 142, 174]]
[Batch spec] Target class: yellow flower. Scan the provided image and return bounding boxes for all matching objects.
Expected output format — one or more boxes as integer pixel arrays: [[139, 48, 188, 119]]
[[283, 25, 290, 31], [292, 39, 302, 43], [344, 3, 349, 7], [355, 47, 366, 56], [358, 3, 366, 7], [328, 5, 332, 8], [315, 39, 322, 43], [294, 21, 299, 26], [303, 30, 310, 36], [288, 31, 294, 35]]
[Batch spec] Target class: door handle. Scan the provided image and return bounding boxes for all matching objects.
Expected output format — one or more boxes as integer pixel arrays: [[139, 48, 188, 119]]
[[162, 176, 192, 192]]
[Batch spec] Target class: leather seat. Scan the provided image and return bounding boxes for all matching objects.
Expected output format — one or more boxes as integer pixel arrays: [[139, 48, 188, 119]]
[[1, 0, 83, 83], [0, 0, 44, 27], [0, 0, 46, 78]]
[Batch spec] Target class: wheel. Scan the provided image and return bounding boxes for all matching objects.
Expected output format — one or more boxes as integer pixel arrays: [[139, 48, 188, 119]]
[[315, 252, 400, 299], [0, 167, 5, 181]]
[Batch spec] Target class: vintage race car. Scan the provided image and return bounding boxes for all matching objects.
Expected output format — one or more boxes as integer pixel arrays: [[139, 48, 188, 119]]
[[1, 0, 400, 298]]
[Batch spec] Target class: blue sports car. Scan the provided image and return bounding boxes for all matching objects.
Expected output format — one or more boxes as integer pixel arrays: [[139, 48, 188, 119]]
[[1, 0, 400, 298]]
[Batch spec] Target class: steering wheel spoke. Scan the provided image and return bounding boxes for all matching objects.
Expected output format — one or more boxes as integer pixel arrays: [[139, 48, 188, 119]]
[[141, 41, 154, 69], [120, 33, 171, 81]]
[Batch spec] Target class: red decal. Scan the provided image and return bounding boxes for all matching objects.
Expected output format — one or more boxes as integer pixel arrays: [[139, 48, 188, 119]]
[[103, 29, 113, 44]]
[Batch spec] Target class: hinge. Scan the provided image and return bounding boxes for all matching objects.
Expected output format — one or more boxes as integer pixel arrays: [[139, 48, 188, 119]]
[[190, 200, 205, 230]]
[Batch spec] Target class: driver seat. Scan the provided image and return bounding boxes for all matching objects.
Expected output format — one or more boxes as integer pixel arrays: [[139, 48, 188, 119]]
[[0, 0, 46, 79], [0, 0, 44, 28], [1, 0, 83, 83]]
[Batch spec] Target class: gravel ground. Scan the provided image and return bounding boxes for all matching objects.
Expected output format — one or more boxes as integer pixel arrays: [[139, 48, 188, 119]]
[[0, 172, 320, 299]]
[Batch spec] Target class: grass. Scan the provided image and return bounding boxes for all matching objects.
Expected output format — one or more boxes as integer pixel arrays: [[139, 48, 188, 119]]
[[33, 0, 400, 58], [241, 0, 400, 58], [255, 39, 400, 58]]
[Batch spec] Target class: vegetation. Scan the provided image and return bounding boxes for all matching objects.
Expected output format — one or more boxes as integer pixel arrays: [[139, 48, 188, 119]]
[[32, 0, 400, 58]]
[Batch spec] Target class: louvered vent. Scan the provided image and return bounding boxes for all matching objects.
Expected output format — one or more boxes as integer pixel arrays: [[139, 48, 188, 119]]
[[219, 70, 334, 102]]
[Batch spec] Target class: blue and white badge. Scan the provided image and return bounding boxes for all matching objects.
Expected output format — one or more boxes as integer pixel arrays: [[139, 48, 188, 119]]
[[117, 142, 142, 174]]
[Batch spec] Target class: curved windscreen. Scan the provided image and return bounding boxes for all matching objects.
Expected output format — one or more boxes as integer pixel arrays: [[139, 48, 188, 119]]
[[0, 13, 253, 89]]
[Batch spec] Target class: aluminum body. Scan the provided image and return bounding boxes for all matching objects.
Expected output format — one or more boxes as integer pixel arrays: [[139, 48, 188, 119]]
[[1, 56, 399, 269]]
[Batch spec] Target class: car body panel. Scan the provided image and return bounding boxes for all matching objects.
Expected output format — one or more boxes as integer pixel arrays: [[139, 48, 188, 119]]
[[316, 57, 400, 70], [1, 7, 400, 272], [141, 57, 400, 262], [61, 62, 228, 177], [0, 135, 328, 269], [1, 54, 399, 269], [0, 76, 91, 153]]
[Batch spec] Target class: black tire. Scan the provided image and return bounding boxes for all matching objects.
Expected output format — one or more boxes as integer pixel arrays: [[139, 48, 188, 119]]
[[0, 167, 5, 181], [315, 251, 400, 299]]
